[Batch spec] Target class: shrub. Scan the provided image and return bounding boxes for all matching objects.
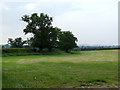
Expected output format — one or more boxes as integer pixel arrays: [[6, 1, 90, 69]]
[[2, 48, 35, 53]]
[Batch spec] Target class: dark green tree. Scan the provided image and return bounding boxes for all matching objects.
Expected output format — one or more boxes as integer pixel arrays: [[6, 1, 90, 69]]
[[59, 31, 78, 53], [46, 27, 61, 51], [2, 45, 5, 48], [21, 13, 60, 51], [8, 37, 26, 48]]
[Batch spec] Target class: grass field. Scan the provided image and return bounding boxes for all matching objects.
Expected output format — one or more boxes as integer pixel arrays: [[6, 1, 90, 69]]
[[2, 50, 118, 88]]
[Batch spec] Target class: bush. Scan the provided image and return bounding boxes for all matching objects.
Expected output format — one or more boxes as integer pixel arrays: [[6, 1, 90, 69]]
[[1, 48, 78, 57], [2, 48, 35, 53]]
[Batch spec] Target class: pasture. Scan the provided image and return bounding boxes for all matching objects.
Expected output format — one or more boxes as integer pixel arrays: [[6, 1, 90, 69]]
[[2, 50, 118, 88]]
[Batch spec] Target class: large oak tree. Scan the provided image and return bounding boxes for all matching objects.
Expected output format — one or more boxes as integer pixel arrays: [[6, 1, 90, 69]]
[[21, 13, 60, 51]]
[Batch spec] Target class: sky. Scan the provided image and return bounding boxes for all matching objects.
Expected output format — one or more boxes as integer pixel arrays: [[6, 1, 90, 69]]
[[0, 0, 119, 45]]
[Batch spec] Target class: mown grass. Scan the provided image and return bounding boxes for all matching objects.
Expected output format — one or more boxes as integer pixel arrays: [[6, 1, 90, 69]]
[[2, 50, 118, 88]]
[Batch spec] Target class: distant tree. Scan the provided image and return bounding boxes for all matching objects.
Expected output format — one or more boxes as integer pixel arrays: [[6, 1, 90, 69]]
[[2, 45, 5, 48], [8, 37, 26, 48], [59, 31, 78, 53], [21, 13, 60, 51], [24, 38, 33, 48]]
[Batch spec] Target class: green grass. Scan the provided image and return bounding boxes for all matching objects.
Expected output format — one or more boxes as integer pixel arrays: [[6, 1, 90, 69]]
[[2, 50, 118, 88]]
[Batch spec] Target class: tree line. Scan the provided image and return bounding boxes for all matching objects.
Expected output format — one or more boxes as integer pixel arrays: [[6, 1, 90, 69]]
[[8, 13, 78, 52]]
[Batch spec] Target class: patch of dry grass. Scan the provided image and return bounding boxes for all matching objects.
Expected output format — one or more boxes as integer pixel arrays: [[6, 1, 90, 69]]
[[2, 50, 118, 88], [17, 50, 118, 64]]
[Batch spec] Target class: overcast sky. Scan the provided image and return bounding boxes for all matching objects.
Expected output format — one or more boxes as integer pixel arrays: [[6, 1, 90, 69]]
[[0, 0, 119, 45]]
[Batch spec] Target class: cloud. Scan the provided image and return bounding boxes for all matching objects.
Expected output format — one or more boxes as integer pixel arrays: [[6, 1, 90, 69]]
[[1, 0, 120, 3], [25, 3, 36, 10], [0, 4, 10, 11], [1, 0, 51, 3], [53, 1, 118, 45], [0, 0, 119, 45]]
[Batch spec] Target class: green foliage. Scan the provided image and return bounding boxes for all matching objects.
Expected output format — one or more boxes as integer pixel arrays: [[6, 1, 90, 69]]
[[8, 37, 26, 48], [21, 13, 60, 51], [21, 13, 78, 52], [2, 48, 35, 54], [21, 13, 53, 35], [2, 48, 73, 57], [59, 31, 78, 52], [46, 27, 61, 51]]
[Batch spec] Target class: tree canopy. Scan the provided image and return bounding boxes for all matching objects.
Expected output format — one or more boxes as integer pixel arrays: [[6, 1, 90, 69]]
[[8, 37, 26, 48], [59, 31, 78, 52], [21, 13, 61, 51], [21, 13, 78, 52]]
